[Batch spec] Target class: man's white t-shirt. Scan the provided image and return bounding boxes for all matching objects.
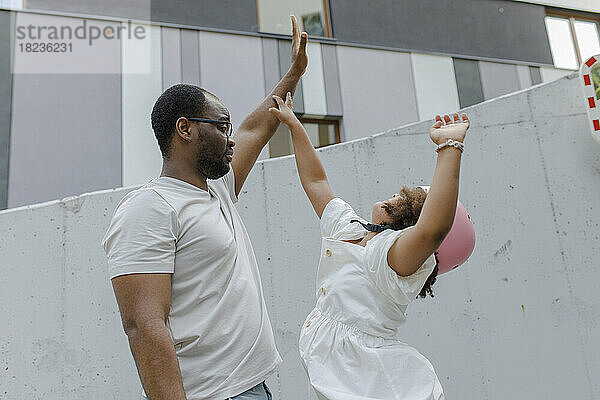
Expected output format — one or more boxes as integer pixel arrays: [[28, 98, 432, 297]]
[[101, 168, 281, 400]]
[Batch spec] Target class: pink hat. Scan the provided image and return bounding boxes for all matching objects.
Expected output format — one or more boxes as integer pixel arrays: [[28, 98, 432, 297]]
[[419, 186, 475, 274]]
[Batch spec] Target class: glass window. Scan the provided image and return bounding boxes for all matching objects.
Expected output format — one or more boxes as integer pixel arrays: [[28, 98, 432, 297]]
[[0, 0, 22, 9], [545, 14, 600, 69], [574, 20, 600, 63], [269, 119, 340, 158], [257, 0, 330, 37], [545, 16, 579, 69]]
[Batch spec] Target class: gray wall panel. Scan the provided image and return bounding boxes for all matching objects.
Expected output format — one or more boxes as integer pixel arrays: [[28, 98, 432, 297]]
[[337, 46, 418, 142], [8, 74, 122, 208], [530, 66, 543, 85], [278, 39, 304, 114], [479, 61, 521, 100], [161, 27, 182, 89], [0, 10, 13, 210], [150, 0, 258, 31], [180, 29, 200, 86], [329, 0, 553, 65], [26, 0, 151, 20], [454, 58, 485, 108], [261, 37, 280, 95], [321, 44, 343, 117]]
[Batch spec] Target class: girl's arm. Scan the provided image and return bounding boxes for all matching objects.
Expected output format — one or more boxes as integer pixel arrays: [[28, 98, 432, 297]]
[[269, 93, 334, 218], [387, 113, 470, 277]]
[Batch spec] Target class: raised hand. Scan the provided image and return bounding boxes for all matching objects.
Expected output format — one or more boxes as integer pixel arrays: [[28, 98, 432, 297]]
[[269, 92, 299, 127], [290, 15, 308, 75], [429, 113, 470, 145]]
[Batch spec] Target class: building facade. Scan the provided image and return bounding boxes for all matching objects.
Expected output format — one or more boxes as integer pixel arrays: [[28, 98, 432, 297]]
[[0, 0, 598, 209]]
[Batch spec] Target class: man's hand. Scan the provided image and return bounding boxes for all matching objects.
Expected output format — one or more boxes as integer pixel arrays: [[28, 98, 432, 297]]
[[290, 15, 308, 76], [430, 113, 470, 145]]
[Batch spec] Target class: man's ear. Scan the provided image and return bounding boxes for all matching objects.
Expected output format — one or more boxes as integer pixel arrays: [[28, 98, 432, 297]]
[[175, 117, 193, 142]]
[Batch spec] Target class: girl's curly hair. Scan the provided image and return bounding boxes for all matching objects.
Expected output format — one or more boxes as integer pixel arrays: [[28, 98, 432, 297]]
[[381, 186, 439, 299]]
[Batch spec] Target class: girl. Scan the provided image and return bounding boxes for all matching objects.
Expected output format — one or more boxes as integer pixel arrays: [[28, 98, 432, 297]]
[[269, 92, 469, 400]]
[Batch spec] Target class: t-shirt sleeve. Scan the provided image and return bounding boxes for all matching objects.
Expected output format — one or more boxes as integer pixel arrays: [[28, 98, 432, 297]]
[[101, 189, 178, 280], [320, 197, 367, 240], [364, 228, 437, 304], [220, 167, 238, 204]]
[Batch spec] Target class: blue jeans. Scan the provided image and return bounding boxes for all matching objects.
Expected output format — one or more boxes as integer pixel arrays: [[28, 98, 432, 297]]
[[141, 381, 272, 400]]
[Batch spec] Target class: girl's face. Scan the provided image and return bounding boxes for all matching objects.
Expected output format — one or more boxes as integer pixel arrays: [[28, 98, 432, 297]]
[[371, 187, 425, 224]]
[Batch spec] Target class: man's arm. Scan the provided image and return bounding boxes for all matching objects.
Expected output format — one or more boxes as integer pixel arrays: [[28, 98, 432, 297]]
[[112, 273, 187, 400], [231, 15, 308, 196]]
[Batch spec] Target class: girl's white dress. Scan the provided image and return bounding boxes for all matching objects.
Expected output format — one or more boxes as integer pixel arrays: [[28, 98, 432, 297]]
[[299, 198, 444, 400]]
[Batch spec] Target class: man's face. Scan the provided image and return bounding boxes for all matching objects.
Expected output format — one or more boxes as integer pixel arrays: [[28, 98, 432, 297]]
[[191, 98, 235, 180]]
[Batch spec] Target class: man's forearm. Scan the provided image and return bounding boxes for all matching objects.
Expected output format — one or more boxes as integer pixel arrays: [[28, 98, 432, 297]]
[[126, 320, 186, 400], [237, 67, 303, 143]]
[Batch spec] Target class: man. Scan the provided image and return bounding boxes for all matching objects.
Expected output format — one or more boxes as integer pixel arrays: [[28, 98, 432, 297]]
[[101, 16, 308, 400]]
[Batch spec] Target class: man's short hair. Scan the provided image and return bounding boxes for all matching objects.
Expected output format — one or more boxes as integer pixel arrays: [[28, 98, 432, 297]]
[[151, 84, 213, 159]]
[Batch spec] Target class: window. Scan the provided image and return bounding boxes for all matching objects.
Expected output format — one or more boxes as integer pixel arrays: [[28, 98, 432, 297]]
[[269, 118, 340, 158], [545, 13, 600, 69], [257, 0, 331, 37]]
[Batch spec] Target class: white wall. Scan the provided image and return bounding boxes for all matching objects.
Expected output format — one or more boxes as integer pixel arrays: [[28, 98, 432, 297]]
[[1, 72, 598, 400]]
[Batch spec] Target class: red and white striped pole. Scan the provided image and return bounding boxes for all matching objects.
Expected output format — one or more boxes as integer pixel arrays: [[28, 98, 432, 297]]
[[580, 54, 600, 144]]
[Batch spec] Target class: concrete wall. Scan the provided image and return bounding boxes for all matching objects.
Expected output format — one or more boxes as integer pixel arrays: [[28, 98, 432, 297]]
[[1, 74, 599, 400]]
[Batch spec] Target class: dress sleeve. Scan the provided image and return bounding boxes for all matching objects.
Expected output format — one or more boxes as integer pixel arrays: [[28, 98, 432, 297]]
[[320, 197, 368, 240], [364, 228, 437, 304], [101, 189, 178, 280]]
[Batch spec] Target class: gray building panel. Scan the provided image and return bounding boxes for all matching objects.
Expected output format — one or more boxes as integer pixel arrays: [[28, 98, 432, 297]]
[[278, 39, 304, 114], [26, 0, 152, 20], [161, 27, 182, 90], [0, 11, 13, 210], [8, 74, 122, 208], [479, 61, 521, 100], [454, 58, 485, 108], [180, 29, 200, 86], [321, 43, 343, 117], [530, 66, 543, 85], [261, 37, 280, 95], [150, 0, 258, 32], [329, 0, 553, 65]]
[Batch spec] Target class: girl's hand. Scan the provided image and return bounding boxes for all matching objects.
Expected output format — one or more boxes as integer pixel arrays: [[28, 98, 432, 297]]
[[269, 93, 300, 127], [430, 113, 470, 145]]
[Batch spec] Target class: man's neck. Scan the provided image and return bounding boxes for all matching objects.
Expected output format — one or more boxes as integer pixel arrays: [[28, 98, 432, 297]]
[[160, 163, 209, 192]]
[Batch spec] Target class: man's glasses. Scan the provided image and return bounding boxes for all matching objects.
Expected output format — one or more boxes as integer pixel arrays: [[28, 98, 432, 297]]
[[187, 117, 233, 138]]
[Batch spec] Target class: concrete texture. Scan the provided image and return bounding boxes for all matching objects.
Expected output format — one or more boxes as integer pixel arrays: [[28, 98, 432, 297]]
[[1, 74, 599, 399]]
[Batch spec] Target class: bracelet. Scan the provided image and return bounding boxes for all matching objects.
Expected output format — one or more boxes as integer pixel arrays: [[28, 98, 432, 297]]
[[435, 139, 464, 153]]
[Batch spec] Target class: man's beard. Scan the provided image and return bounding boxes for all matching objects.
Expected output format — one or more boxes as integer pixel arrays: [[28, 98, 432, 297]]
[[195, 147, 230, 179]]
